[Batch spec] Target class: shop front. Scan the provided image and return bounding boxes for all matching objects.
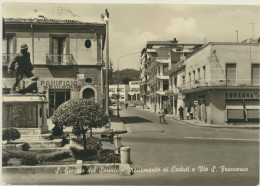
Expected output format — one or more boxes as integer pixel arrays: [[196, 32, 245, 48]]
[[225, 91, 259, 122]]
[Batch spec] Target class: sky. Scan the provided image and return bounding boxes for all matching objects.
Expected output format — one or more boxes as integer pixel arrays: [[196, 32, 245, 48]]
[[2, 1, 260, 70]]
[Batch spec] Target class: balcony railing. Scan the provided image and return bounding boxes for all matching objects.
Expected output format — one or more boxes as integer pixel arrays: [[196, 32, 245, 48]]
[[2, 53, 16, 66], [166, 60, 185, 75], [46, 54, 76, 65], [179, 79, 260, 91]]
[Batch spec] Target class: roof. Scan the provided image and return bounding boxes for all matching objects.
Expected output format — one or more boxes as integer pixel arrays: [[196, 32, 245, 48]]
[[147, 41, 203, 46], [184, 42, 260, 61], [4, 17, 105, 26]]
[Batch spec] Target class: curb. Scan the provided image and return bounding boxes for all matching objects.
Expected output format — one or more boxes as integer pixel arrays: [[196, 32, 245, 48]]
[[169, 117, 260, 130]]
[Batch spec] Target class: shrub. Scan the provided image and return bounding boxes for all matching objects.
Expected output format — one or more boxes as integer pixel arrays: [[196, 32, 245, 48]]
[[2, 128, 21, 143], [97, 149, 120, 163], [37, 151, 71, 164], [52, 99, 108, 150], [21, 152, 38, 165], [2, 152, 10, 166], [52, 125, 63, 137], [72, 137, 102, 151]]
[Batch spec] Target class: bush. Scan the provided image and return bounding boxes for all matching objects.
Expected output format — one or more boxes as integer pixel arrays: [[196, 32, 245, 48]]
[[21, 152, 38, 165], [97, 149, 120, 163], [72, 137, 102, 151], [37, 151, 71, 164], [2, 152, 10, 166], [2, 128, 21, 143], [52, 125, 63, 137]]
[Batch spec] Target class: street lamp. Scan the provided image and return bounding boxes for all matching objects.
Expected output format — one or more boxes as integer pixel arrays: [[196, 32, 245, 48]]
[[116, 51, 141, 118], [101, 9, 110, 116], [236, 30, 238, 42]]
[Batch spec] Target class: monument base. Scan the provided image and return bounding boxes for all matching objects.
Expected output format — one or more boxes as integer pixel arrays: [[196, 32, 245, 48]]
[[2, 94, 49, 134]]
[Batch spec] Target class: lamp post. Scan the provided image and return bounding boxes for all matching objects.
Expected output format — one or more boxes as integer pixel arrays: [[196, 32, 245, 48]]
[[116, 51, 141, 118], [101, 9, 110, 116], [236, 30, 238, 42]]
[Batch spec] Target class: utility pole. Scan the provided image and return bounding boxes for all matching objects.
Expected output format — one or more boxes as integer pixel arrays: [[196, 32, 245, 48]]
[[236, 30, 238, 42]]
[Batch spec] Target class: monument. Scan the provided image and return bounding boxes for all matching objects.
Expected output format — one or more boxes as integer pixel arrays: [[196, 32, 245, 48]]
[[3, 43, 49, 136]]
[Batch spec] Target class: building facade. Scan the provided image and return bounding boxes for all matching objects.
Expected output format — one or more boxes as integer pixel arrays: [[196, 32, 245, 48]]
[[2, 17, 106, 116], [109, 84, 129, 104], [128, 80, 141, 105], [140, 38, 202, 113], [169, 42, 260, 124]]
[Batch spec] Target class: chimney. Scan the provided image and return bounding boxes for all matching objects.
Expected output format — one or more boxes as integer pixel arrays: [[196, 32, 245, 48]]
[[172, 38, 178, 43]]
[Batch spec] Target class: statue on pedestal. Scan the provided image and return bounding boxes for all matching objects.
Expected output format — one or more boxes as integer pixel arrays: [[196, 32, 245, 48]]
[[8, 43, 38, 94]]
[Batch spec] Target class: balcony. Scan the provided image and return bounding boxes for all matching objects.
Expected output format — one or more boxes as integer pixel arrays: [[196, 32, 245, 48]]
[[46, 54, 76, 65], [179, 79, 260, 92], [2, 53, 16, 66], [166, 60, 185, 75]]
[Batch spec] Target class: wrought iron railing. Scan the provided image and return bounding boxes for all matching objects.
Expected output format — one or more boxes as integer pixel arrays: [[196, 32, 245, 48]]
[[46, 54, 76, 65], [2, 53, 16, 66]]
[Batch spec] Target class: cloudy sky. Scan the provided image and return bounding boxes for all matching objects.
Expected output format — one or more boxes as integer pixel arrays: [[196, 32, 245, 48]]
[[2, 1, 260, 70]]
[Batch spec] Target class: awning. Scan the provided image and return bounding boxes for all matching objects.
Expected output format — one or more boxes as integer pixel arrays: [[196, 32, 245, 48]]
[[245, 105, 260, 110], [226, 105, 244, 109]]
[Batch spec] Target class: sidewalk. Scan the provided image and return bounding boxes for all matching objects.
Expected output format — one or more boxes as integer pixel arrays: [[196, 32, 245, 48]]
[[135, 106, 260, 130]]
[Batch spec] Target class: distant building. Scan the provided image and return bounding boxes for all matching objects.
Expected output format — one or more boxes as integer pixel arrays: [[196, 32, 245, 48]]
[[168, 42, 260, 124], [128, 81, 141, 105], [2, 17, 106, 116], [109, 84, 129, 104], [140, 38, 202, 112]]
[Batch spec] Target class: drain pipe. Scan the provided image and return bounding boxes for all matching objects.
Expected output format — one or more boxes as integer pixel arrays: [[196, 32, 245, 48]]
[[30, 24, 34, 65]]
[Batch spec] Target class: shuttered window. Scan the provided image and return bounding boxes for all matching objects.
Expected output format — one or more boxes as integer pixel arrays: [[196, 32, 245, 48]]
[[252, 64, 260, 86], [226, 64, 236, 86]]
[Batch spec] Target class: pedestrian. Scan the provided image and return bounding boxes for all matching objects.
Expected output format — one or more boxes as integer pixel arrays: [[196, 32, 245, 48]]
[[8, 43, 35, 93], [178, 106, 184, 120], [159, 110, 166, 123], [187, 107, 191, 120], [125, 101, 128, 109], [163, 101, 168, 114]]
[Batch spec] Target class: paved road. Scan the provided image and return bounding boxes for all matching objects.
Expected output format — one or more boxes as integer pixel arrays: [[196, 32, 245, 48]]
[[2, 107, 259, 186]]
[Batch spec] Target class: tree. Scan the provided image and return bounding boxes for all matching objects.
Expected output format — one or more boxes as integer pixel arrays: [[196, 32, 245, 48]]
[[51, 99, 108, 150]]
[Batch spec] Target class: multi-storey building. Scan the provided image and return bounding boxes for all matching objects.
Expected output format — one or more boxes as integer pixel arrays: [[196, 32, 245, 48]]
[[128, 80, 141, 105], [140, 38, 202, 113], [168, 42, 260, 124], [109, 84, 129, 104], [2, 16, 106, 116]]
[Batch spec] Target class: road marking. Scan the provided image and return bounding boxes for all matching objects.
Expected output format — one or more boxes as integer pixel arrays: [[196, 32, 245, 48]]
[[185, 136, 260, 142]]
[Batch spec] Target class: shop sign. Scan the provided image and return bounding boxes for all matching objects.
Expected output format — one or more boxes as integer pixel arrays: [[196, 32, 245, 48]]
[[225, 92, 259, 99], [39, 79, 81, 91]]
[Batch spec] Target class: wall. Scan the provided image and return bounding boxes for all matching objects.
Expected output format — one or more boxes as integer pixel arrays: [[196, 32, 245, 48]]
[[5, 31, 100, 65]]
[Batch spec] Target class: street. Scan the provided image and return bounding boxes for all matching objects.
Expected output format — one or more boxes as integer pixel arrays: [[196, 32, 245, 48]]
[[2, 107, 259, 186]]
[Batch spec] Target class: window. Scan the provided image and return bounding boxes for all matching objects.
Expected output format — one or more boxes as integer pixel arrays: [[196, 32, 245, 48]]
[[226, 64, 236, 86], [182, 76, 185, 85], [203, 66, 206, 79], [198, 68, 201, 80], [163, 80, 169, 91], [252, 64, 260, 86], [49, 35, 69, 63], [2, 34, 16, 64], [193, 70, 196, 81], [189, 72, 191, 83], [174, 77, 177, 87]]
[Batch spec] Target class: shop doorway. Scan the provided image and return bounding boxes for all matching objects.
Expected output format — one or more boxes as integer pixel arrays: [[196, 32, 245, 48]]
[[49, 89, 70, 116], [82, 88, 95, 100]]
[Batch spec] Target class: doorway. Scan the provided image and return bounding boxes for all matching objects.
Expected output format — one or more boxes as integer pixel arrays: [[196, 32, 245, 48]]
[[49, 89, 70, 116], [82, 88, 95, 100]]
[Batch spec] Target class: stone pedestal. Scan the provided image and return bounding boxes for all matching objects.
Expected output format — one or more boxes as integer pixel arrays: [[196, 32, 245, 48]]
[[120, 147, 131, 164], [2, 94, 49, 134]]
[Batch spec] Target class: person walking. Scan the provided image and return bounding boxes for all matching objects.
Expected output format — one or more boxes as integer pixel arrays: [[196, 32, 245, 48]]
[[125, 101, 128, 109], [178, 106, 184, 120]]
